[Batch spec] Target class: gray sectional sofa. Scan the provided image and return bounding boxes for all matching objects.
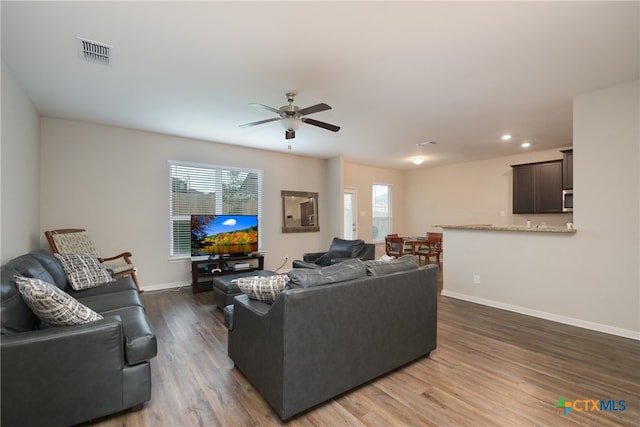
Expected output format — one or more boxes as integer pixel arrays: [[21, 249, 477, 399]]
[[0, 249, 157, 427], [227, 257, 438, 420]]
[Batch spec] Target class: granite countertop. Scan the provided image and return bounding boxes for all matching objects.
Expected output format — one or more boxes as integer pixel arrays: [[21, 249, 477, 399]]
[[434, 224, 577, 233]]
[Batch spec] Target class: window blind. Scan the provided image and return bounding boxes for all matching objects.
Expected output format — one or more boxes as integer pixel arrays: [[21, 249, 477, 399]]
[[169, 161, 263, 258]]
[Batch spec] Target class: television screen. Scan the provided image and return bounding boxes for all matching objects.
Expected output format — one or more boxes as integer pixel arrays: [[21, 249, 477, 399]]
[[191, 214, 259, 257]]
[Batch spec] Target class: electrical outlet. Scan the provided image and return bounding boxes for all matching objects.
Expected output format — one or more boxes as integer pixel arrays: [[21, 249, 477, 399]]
[[473, 274, 480, 284]]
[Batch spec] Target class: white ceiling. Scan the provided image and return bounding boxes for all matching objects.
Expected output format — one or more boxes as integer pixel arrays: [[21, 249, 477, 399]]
[[2, 1, 638, 170]]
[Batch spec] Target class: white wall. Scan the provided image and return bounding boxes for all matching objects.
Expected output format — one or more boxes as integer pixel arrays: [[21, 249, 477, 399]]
[[404, 147, 574, 234], [438, 81, 639, 338], [39, 118, 332, 290], [1, 61, 40, 262], [344, 162, 406, 257], [326, 156, 344, 244]]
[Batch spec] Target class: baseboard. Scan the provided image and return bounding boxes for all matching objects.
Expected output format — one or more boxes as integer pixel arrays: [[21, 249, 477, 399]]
[[141, 281, 190, 292], [440, 290, 640, 341]]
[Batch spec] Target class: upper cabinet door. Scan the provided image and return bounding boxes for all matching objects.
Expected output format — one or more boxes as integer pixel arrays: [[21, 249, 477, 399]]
[[562, 149, 573, 189], [512, 164, 536, 214], [535, 161, 563, 213], [512, 160, 563, 214]]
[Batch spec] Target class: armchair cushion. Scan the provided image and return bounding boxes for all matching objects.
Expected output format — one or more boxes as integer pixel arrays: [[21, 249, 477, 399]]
[[234, 274, 290, 303], [15, 276, 104, 326], [54, 253, 114, 290], [328, 237, 365, 257]]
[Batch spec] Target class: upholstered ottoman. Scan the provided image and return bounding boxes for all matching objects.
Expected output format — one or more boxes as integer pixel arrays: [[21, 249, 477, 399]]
[[213, 270, 276, 309]]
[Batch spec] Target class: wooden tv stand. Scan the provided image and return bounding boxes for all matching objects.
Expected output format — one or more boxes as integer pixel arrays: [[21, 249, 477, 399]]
[[191, 254, 264, 294]]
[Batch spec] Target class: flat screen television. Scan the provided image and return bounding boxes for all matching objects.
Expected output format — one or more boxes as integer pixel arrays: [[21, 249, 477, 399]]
[[191, 214, 259, 257]]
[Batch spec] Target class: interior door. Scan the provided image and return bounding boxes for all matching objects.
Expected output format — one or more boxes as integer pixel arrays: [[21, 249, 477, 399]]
[[343, 188, 356, 239]]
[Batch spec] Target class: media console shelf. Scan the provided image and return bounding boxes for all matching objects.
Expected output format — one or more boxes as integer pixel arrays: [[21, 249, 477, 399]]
[[191, 254, 265, 294]]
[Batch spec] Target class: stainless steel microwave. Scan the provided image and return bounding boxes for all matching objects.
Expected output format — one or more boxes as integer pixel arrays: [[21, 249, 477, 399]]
[[562, 189, 573, 212]]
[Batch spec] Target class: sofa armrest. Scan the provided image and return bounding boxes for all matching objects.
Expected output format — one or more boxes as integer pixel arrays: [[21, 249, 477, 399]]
[[302, 251, 326, 262], [292, 259, 320, 269], [1, 317, 128, 426], [228, 294, 287, 414], [355, 243, 375, 261]]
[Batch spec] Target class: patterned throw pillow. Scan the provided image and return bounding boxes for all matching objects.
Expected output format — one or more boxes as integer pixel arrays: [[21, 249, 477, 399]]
[[15, 276, 103, 326], [365, 254, 420, 276], [54, 253, 115, 291], [234, 274, 290, 303]]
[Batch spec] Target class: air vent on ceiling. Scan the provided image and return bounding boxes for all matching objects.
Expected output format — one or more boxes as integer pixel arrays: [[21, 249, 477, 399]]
[[77, 37, 112, 65]]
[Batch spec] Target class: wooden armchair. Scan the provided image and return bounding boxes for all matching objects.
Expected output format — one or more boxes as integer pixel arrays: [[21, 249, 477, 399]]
[[44, 228, 142, 293]]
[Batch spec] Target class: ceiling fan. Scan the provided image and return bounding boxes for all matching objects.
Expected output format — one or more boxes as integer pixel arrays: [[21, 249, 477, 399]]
[[240, 92, 340, 140]]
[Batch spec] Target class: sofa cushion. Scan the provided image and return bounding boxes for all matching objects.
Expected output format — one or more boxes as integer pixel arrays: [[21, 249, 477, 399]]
[[288, 258, 367, 288], [29, 249, 69, 290], [365, 255, 420, 276], [54, 253, 115, 290], [314, 249, 351, 266], [1, 266, 41, 333], [7, 253, 57, 285], [15, 276, 103, 326], [234, 274, 290, 303], [67, 276, 138, 300]]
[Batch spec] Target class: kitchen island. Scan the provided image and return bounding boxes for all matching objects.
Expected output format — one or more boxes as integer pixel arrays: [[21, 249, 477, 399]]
[[432, 222, 605, 337]]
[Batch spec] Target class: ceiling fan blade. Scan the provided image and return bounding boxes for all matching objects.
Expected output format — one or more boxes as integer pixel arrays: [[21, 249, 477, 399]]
[[286, 130, 296, 139], [302, 118, 341, 132], [298, 103, 332, 116], [239, 117, 281, 128], [249, 103, 282, 115]]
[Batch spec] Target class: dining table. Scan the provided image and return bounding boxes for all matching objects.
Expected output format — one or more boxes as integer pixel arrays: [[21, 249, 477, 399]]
[[403, 237, 428, 254]]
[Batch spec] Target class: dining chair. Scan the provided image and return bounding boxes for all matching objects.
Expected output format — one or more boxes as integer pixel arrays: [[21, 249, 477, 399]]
[[44, 228, 142, 293], [384, 236, 405, 258], [414, 232, 443, 269]]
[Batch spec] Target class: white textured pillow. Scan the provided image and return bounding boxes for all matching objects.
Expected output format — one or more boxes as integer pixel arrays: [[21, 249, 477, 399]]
[[15, 276, 103, 326], [234, 274, 289, 303], [54, 253, 114, 290]]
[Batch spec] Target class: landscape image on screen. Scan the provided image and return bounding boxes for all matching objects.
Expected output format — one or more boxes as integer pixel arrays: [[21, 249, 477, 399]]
[[191, 214, 258, 256]]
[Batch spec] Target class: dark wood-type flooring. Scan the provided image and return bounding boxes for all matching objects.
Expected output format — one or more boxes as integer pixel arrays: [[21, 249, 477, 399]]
[[84, 273, 639, 426]]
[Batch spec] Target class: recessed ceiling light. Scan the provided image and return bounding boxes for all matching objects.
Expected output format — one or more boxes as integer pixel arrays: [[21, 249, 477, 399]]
[[412, 156, 425, 165], [501, 134, 512, 141], [521, 142, 531, 148]]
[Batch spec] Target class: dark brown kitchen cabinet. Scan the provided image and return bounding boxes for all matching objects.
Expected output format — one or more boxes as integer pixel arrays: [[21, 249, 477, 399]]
[[512, 160, 563, 214], [561, 149, 573, 189]]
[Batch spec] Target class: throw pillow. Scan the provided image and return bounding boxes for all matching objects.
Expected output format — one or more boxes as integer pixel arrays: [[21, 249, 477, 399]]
[[314, 250, 351, 266], [15, 276, 104, 326], [288, 258, 367, 288], [234, 274, 290, 303], [54, 253, 115, 291], [365, 254, 420, 276]]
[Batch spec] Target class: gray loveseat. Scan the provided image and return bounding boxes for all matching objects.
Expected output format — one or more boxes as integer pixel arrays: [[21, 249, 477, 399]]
[[1, 249, 157, 427], [228, 257, 438, 420]]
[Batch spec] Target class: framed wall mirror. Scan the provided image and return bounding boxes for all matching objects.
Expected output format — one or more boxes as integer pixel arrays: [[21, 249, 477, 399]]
[[281, 190, 319, 233]]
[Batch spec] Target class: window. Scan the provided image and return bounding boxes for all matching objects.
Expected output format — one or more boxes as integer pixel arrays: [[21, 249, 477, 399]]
[[372, 184, 392, 242], [169, 161, 263, 258]]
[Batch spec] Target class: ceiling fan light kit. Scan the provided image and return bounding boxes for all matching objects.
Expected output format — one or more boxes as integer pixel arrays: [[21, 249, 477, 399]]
[[240, 92, 340, 140]]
